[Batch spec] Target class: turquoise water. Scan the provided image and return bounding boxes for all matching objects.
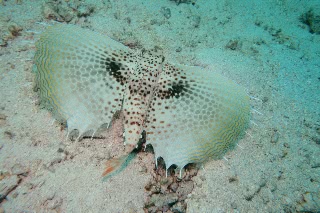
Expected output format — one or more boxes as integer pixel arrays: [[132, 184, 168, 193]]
[[0, 0, 319, 212]]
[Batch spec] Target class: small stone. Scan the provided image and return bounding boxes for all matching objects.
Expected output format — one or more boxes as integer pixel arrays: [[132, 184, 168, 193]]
[[47, 197, 63, 210], [268, 181, 277, 192], [49, 157, 62, 166], [311, 155, 320, 168], [188, 167, 198, 177], [8, 24, 22, 37], [0, 114, 7, 120], [160, 7, 171, 19], [12, 191, 18, 198], [225, 39, 242, 51], [228, 176, 238, 183], [244, 184, 260, 201], [191, 15, 201, 28], [260, 188, 271, 204], [301, 10, 320, 34], [271, 129, 279, 143], [146, 206, 158, 213], [281, 150, 288, 158], [0, 175, 19, 202], [311, 136, 320, 144], [160, 177, 168, 185], [77, 5, 95, 17], [199, 175, 206, 181], [0, 38, 7, 47], [231, 202, 237, 209], [139, 165, 147, 173], [262, 96, 269, 103], [57, 148, 64, 153], [166, 176, 174, 186], [297, 192, 320, 212], [176, 181, 194, 200], [170, 182, 179, 192], [171, 201, 186, 213], [0, 171, 10, 181], [145, 181, 153, 191], [4, 131, 14, 139], [42, 2, 63, 21], [150, 183, 161, 194], [193, 176, 202, 188], [11, 163, 28, 176], [150, 193, 178, 207]]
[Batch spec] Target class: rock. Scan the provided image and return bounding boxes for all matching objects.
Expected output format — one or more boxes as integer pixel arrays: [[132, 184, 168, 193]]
[[176, 181, 194, 200], [171, 0, 192, 5], [145, 181, 153, 191], [0, 113, 6, 126], [225, 39, 242, 51], [49, 157, 62, 166], [4, 131, 14, 139], [0, 113, 7, 120], [297, 191, 320, 212], [150, 183, 161, 194], [301, 9, 320, 34], [271, 129, 279, 143], [11, 191, 18, 198], [260, 188, 272, 204], [11, 163, 28, 176], [146, 206, 158, 213], [150, 193, 178, 208], [8, 24, 22, 37], [311, 136, 320, 144], [199, 174, 206, 181], [169, 182, 178, 192], [160, 7, 171, 19], [139, 165, 147, 173], [0, 38, 6, 47], [267, 181, 277, 192], [191, 15, 201, 28], [42, 2, 62, 21], [44, 157, 62, 172], [42, 1, 72, 22], [193, 176, 203, 188], [171, 201, 186, 213], [175, 47, 182, 52], [0, 175, 20, 202], [230, 202, 237, 209], [77, 4, 95, 17], [57, 6, 74, 22], [0, 171, 10, 182], [47, 197, 63, 210], [228, 176, 239, 183], [243, 184, 260, 201], [19, 182, 33, 195]]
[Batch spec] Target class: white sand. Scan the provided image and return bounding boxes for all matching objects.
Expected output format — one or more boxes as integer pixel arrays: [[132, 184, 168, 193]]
[[0, 0, 319, 212]]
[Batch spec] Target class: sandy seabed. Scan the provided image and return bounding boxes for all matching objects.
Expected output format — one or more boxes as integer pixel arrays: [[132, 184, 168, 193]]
[[0, 0, 319, 212]]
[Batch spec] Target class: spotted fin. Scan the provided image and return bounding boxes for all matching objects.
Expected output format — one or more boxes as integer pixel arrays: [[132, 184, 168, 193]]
[[145, 64, 250, 170], [34, 24, 135, 138]]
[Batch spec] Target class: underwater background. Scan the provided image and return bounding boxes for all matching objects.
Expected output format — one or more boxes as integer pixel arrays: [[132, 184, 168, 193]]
[[0, 0, 319, 212]]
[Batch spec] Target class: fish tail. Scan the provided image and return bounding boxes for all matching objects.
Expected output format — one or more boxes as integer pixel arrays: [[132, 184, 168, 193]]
[[101, 152, 137, 181]]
